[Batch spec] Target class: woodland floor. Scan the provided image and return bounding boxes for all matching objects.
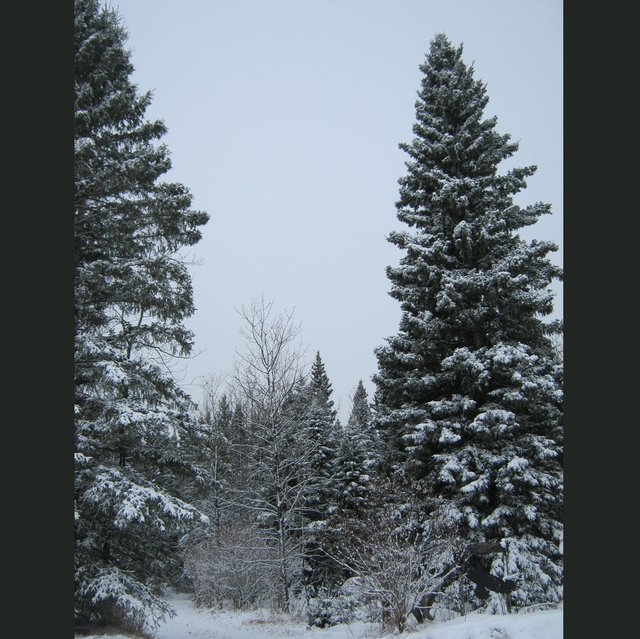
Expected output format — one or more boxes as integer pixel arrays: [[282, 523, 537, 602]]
[[77, 592, 563, 639]]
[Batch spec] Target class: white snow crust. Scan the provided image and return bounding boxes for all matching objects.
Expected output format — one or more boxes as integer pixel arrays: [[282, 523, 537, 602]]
[[76, 592, 562, 639]]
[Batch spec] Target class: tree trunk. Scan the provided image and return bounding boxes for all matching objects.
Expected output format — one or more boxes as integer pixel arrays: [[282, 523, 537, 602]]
[[412, 541, 505, 623], [277, 515, 289, 611]]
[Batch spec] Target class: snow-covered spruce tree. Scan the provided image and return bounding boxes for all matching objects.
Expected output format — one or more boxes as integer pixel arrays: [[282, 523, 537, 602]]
[[301, 352, 342, 594], [335, 381, 376, 512], [348, 380, 373, 432], [310, 380, 378, 620], [373, 34, 563, 608], [74, 0, 209, 633], [196, 391, 236, 537], [305, 353, 339, 508]]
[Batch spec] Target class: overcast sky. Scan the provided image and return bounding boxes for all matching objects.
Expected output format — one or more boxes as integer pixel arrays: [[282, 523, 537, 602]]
[[116, 0, 562, 421]]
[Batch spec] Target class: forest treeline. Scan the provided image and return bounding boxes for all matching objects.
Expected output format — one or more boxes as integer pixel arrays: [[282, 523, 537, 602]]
[[73, 1, 563, 636]]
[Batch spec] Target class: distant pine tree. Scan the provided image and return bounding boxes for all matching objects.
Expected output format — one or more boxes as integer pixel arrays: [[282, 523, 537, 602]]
[[347, 380, 372, 432], [329, 381, 379, 595], [301, 352, 341, 593], [74, 0, 209, 633], [198, 395, 236, 536], [306, 352, 339, 479], [373, 34, 563, 608], [335, 381, 375, 512], [309, 351, 336, 407]]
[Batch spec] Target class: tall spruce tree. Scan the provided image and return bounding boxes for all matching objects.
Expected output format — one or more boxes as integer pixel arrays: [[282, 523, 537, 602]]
[[306, 352, 339, 479], [74, 0, 210, 633], [301, 352, 341, 593], [373, 34, 563, 608]]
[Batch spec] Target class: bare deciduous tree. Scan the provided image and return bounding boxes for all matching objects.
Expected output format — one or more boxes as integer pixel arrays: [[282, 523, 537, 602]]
[[183, 517, 275, 609], [231, 298, 317, 611], [327, 480, 460, 633]]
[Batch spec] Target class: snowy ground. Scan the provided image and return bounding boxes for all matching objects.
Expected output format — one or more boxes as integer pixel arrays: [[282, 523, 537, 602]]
[[77, 593, 562, 639]]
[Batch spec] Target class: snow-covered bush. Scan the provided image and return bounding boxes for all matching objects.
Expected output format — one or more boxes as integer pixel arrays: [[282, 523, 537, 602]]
[[326, 479, 460, 633], [306, 588, 359, 627], [183, 519, 276, 610]]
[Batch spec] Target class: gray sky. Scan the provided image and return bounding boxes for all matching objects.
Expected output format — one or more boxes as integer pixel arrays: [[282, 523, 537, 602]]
[[117, 0, 562, 421]]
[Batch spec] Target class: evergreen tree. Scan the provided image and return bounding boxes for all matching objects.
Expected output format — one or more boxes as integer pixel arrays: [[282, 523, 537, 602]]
[[217, 394, 234, 430], [373, 34, 563, 608], [301, 352, 341, 593], [305, 352, 339, 482], [335, 381, 375, 512], [74, 0, 209, 633], [309, 351, 335, 405], [197, 394, 235, 536], [346, 380, 372, 433]]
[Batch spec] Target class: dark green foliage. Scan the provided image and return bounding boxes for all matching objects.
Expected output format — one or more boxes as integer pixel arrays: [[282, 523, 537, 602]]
[[347, 381, 372, 432], [300, 352, 342, 593], [305, 352, 339, 488], [192, 394, 238, 536], [373, 34, 563, 607], [335, 381, 376, 512], [74, 0, 209, 633], [306, 588, 358, 628]]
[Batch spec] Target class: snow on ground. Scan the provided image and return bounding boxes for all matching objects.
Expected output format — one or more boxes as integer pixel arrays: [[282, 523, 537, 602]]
[[407, 606, 562, 639], [153, 593, 379, 639], [77, 593, 562, 639]]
